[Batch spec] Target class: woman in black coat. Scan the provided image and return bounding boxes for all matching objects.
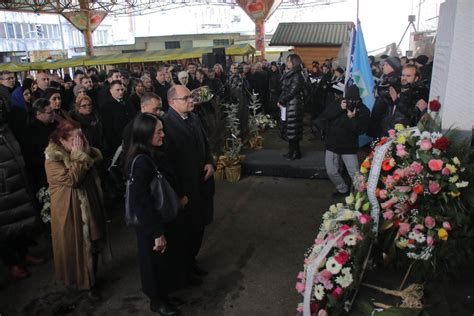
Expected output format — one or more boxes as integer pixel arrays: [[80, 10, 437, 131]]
[[69, 95, 104, 151], [126, 113, 184, 316], [278, 54, 305, 160]]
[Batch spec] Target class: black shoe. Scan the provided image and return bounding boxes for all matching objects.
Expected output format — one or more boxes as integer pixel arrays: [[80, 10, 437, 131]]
[[191, 263, 208, 276], [282, 152, 293, 159], [285, 152, 302, 161], [331, 191, 349, 198], [167, 296, 186, 307], [150, 301, 179, 315], [188, 275, 203, 287]]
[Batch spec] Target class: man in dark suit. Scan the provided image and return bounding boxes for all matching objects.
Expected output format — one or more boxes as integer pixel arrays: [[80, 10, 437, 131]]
[[163, 85, 215, 283], [154, 68, 171, 112], [100, 80, 136, 159]]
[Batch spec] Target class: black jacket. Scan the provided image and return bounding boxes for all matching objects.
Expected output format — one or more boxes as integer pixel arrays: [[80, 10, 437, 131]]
[[69, 110, 104, 151], [100, 96, 136, 158], [322, 100, 370, 155], [0, 124, 37, 242], [153, 82, 171, 112], [268, 69, 282, 95], [21, 118, 55, 193], [279, 67, 305, 141], [163, 108, 215, 231]]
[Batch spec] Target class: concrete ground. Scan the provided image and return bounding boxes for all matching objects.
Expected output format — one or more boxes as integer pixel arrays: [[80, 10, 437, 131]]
[[0, 175, 334, 316]]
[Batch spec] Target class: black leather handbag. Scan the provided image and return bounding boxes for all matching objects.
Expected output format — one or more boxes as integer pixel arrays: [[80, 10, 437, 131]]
[[125, 154, 181, 226]]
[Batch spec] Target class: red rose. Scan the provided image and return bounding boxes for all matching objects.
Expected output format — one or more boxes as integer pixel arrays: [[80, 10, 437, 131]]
[[429, 99, 441, 112], [433, 137, 450, 151], [413, 184, 424, 194], [334, 251, 350, 265], [332, 287, 344, 299]]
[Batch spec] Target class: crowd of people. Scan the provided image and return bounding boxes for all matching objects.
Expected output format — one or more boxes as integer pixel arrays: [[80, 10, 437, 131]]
[[0, 51, 433, 314]]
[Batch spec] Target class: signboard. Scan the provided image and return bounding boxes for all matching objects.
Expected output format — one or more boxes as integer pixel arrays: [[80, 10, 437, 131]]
[[63, 10, 107, 32], [236, 0, 282, 22]]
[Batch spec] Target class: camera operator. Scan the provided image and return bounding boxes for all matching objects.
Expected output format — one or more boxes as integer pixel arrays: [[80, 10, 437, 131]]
[[386, 64, 429, 128], [322, 85, 370, 197], [368, 56, 401, 138]]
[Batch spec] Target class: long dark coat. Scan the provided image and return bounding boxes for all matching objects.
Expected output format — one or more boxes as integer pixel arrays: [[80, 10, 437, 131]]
[[279, 66, 305, 141], [163, 108, 215, 232], [0, 124, 37, 243]]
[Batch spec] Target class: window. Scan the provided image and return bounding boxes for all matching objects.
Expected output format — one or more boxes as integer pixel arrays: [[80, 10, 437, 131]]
[[45, 25, 52, 38], [52, 25, 59, 38], [165, 41, 180, 49], [14, 24, 23, 39], [213, 39, 229, 46], [21, 23, 30, 38], [0, 23, 5, 38], [36, 25, 44, 38], [6, 23, 15, 39], [28, 24, 37, 39]]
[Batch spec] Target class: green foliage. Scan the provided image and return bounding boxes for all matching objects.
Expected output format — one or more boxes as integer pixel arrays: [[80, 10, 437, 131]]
[[222, 102, 243, 161]]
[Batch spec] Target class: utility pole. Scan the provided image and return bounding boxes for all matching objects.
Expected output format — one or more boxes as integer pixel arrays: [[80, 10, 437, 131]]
[[417, 0, 425, 31]]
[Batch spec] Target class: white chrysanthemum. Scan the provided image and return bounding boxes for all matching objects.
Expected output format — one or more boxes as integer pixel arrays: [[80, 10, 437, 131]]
[[452, 157, 461, 166], [449, 175, 459, 183], [341, 267, 351, 276], [421, 131, 431, 140], [326, 257, 342, 274], [314, 284, 325, 300], [322, 212, 331, 220], [408, 232, 416, 240], [344, 235, 357, 246], [329, 204, 338, 214], [335, 272, 353, 288], [431, 132, 443, 141], [336, 203, 344, 209], [415, 233, 426, 243], [432, 148, 441, 156], [456, 181, 469, 188]]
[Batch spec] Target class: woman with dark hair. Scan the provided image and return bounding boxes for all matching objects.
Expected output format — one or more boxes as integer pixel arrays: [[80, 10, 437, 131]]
[[69, 94, 104, 151], [130, 79, 145, 112], [126, 113, 183, 315], [44, 119, 105, 292], [277, 54, 305, 160], [43, 87, 70, 122]]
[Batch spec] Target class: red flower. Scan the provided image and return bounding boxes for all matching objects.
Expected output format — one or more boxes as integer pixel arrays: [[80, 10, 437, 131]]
[[332, 287, 344, 299], [378, 137, 388, 146], [433, 137, 450, 151], [334, 251, 350, 265], [382, 159, 393, 171], [413, 184, 424, 194], [429, 99, 441, 112]]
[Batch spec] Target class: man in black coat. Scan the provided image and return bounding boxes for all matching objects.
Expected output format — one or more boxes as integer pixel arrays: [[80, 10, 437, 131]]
[[154, 69, 171, 112], [321, 85, 370, 197], [98, 69, 122, 106], [100, 80, 136, 159], [163, 85, 215, 281]]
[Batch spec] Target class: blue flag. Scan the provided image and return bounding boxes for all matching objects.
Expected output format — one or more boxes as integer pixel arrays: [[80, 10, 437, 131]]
[[346, 22, 375, 145]]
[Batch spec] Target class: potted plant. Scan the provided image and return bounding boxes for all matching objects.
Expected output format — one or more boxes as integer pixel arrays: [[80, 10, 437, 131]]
[[222, 102, 244, 182], [248, 91, 277, 149]]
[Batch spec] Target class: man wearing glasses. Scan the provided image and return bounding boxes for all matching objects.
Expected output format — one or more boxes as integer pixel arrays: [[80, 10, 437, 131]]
[[164, 85, 215, 288], [0, 71, 15, 107]]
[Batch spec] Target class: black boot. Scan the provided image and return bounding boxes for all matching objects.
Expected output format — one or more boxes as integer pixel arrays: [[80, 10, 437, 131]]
[[283, 141, 295, 159], [150, 298, 179, 315], [293, 141, 302, 160]]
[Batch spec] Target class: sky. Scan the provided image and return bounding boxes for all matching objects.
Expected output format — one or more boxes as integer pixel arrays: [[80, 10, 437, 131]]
[[112, 0, 442, 54]]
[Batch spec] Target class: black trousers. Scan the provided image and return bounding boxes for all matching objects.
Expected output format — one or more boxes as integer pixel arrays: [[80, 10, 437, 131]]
[[288, 140, 301, 155], [0, 235, 30, 267]]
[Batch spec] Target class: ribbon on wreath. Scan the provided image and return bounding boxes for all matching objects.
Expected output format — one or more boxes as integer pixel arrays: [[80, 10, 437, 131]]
[[303, 228, 356, 316]]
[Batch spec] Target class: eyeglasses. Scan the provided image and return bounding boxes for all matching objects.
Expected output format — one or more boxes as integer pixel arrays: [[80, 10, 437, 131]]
[[173, 95, 193, 101], [79, 103, 92, 108]]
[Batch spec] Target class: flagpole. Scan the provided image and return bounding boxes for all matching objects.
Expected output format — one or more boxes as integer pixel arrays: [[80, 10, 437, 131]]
[[356, 0, 360, 23]]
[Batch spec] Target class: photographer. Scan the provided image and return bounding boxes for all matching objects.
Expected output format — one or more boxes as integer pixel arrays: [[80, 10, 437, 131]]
[[322, 85, 370, 197], [387, 64, 429, 128], [368, 57, 401, 138]]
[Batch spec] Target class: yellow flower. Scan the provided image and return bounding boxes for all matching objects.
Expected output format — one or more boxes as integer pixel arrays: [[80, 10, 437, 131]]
[[452, 157, 461, 166], [448, 191, 461, 198], [396, 135, 406, 144], [396, 238, 408, 249], [394, 123, 405, 132], [323, 220, 332, 231], [343, 210, 355, 220], [446, 164, 457, 174], [329, 204, 338, 214], [360, 166, 368, 174], [345, 194, 355, 205], [438, 228, 449, 241]]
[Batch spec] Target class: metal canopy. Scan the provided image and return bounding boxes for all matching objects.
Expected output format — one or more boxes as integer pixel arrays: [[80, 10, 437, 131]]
[[0, 0, 347, 16]]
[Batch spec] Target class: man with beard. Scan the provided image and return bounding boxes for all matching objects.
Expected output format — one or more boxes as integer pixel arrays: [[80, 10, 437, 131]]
[[386, 64, 429, 128], [80, 75, 99, 109]]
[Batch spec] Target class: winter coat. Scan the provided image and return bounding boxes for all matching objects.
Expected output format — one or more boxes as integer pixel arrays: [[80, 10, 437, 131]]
[[321, 100, 370, 155], [0, 124, 37, 243], [45, 143, 105, 289], [279, 66, 305, 141], [69, 110, 104, 151]]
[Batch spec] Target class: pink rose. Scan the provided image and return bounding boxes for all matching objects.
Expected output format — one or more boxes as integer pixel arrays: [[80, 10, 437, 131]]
[[424, 216, 436, 229], [297, 271, 304, 280], [396, 144, 407, 158], [337, 238, 345, 248], [388, 129, 396, 138], [296, 282, 305, 293], [398, 222, 411, 235], [426, 235, 434, 246], [411, 162, 424, 174], [442, 167, 451, 176], [414, 224, 425, 232], [320, 269, 333, 280], [314, 238, 323, 245], [381, 197, 399, 209], [428, 159, 444, 171], [443, 221, 452, 231], [332, 287, 344, 299], [419, 139, 433, 151], [429, 181, 441, 194], [358, 214, 372, 224], [318, 310, 328, 316], [409, 191, 418, 204], [383, 210, 394, 220]]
